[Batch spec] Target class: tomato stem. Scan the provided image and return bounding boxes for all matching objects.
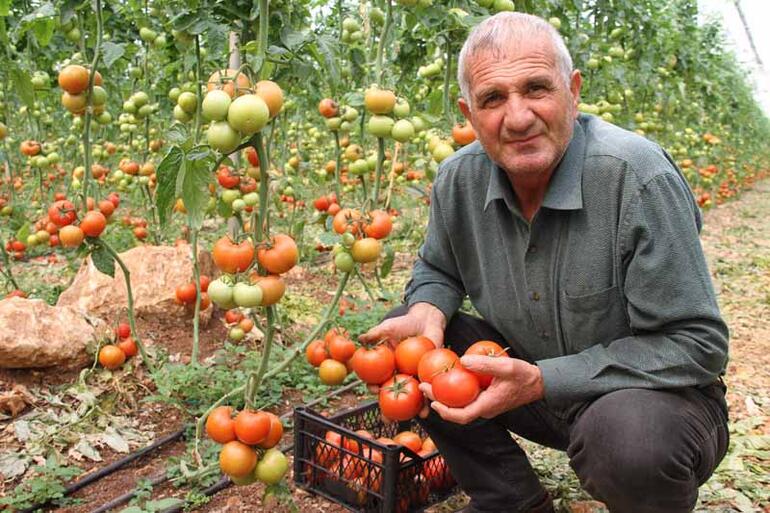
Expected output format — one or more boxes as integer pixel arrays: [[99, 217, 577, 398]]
[[374, 0, 393, 85], [372, 137, 385, 205], [190, 228, 202, 365], [333, 131, 342, 201], [244, 305, 277, 409]]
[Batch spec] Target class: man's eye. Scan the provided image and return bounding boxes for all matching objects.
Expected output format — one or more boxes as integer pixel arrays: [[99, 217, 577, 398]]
[[482, 93, 502, 106]]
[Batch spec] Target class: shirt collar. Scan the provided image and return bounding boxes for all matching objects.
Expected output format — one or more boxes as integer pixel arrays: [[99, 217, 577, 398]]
[[484, 119, 586, 212]]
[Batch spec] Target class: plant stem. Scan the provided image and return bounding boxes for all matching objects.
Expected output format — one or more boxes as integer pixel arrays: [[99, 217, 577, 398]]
[[99, 240, 156, 374], [372, 136, 385, 205], [256, 0, 270, 80], [190, 228, 201, 365], [81, 0, 104, 215], [244, 305, 276, 409], [354, 266, 377, 304], [333, 131, 342, 200], [194, 35, 203, 143], [375, 0, 393, 85], [443, 36, 453, 126], [253, 132, 270, 242]]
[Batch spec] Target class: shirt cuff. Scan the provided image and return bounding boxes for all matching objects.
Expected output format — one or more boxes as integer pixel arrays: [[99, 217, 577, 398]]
[[405, 284, 462, 321], [535, 353, 594, 409]]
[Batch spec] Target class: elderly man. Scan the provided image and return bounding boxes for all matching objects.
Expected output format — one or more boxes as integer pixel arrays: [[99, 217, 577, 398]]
[[361, 12, 729, 513]]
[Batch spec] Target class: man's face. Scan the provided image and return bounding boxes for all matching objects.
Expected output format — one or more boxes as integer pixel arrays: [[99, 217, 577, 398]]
[[459, 35, 581, 180]]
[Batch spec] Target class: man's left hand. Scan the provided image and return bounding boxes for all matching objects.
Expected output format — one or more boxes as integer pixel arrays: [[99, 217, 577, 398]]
[[419, 355, 545, 424]]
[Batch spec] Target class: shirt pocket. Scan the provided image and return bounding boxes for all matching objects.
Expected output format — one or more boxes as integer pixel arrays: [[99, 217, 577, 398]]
[[560, 285, 631, 353]]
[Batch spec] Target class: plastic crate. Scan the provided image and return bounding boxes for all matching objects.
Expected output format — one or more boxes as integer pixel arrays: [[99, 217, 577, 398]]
[[294, 401, 457, 513]]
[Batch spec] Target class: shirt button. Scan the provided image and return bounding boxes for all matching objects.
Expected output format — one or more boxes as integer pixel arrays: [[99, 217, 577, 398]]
[[540, 331, 550, 339], [529, 291, 540, 301]]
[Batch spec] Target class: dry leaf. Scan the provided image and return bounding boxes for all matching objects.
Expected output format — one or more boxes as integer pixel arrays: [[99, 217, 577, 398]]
[[0, 384, 36, 417]]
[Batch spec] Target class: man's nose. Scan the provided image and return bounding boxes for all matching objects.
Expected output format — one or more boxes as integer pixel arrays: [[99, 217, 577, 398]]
[[503, 95, 536, 133]]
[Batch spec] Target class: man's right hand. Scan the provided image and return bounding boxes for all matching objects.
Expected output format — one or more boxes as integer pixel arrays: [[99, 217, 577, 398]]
[[358, 302, 447, 349]]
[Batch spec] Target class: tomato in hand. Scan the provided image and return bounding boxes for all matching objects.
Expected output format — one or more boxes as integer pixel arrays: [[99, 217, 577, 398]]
[[351, 345, 396, 385], [417, 348, 460, 384], [395, 336, 435, 376], [379, 374, 424, 421], [431, 366, 481, 408], [464, 340, 510, 389]]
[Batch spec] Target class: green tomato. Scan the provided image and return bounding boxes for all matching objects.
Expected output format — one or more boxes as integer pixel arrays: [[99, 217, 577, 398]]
[[493, 0, 515, 12], [367, 115, 395, 138], [391, 119, 415, 143], [202, 90, 232, 121], [177, 91, 198, 114], [221, 189, 242, 204], [227, 94, 270, 135], [341, 232, 356, 248], [231, 198, 247, 212], [139, 27, 157, 43], [123, 100, 137, 113], [228, 326, 246, 341], [243, 192, 259, 206], [233, 282, 263, 308], [325, 117, 342, 131], [393, 100, 410, 118], [168, 87, 181, 103], [256, 449, 289, 485], [208, 278, 235, 309], [207, 121, 241, 154], [432, 142, 455, 163]]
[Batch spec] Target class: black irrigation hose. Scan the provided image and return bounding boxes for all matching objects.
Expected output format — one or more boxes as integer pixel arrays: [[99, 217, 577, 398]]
[[19, 427, 187, 513]]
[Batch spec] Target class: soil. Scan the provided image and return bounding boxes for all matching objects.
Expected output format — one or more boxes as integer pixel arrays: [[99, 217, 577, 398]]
[[2, 180, 769, 513]]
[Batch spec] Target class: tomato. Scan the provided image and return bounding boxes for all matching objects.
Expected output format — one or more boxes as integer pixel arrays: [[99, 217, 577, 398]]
[[256, 448, 289, 484], [351, 237, 381, 263], [99, 345, 126, 369], [207, 68, 251, 98], [208, 278, 236, 309], [61, 92, 86, 114], [255, 80, 283, 118], [212, 236, 255, 274], [393, 431, 422, 453], [452, 122, 477, 146], [364, 88, 396, 114], [80, 211, 107, 237], [335, 252, 355, 272], [228, 94, 270, 135], [319, 358, 348, 385], [256, 234, 298, 274], [202, 89, 232, 121], [175, 282, 197, 304], [115, 322, 131, 339], [351, 345, 396, 385], [133, 227, 148, 240], [252, 274, 285, 305], [417, 348, 460, 384], [327, 202, 341, 216], [59, 225, 85, 248], [314, 196, 330, 211], [256, 412, 284, 449], [207, 121, 240, 154], [432, 367, 480, 408], [318, 98, 339, 118], [98, 199, 115, 217], [217, 166, 240, 189], [10, 240, 25, 252], [395, 336, 436, 376], [48, 200, 77, 227], [328, 335, 356, 362], [224, 309, 244, 324], [316, 431, 342, 468], [219, 441, 257, 478], [364, 210, 393, 239], [199, 275, 211, 292], [232, 282, 263, 308], [379, 374, 423, 421], [234, 410, 271, 445], [206, 406, 237, 444], [107, 192, 121, 208], [464, 340, 510, 389], [117, 337, 138, 358], [244, 146, 260, 167], [421, 437, 437, 453], [324, 326, 347, 346], [58, 64, 90, 94], [332, 208, 362, 235], [20, 140, 41, 156], [238, 317, 254, 333], [306, 340, 328, 367]]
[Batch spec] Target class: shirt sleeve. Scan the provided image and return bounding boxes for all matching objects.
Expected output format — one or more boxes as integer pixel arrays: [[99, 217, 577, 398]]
[[536, 171, 729, 409], [404, 182, 466, 320]]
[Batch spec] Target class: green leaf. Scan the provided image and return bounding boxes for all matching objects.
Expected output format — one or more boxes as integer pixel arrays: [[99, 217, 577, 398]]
[[91, 242, 115, 277], [280, 27, 312, 50], [380, 244, 395, 278], [166, 123, 189, 146], [101, 41, 125, 68], [155, 146, 184, 227], [15, 222, 30, 244], [0, 0, 10, 16], [31, 18, 55, 46], [178, 153, 214, 231], [9, 67, 34, 108], [146, 498, 184, 510]]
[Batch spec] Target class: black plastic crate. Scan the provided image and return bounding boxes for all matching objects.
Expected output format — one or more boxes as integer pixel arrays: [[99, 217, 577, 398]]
[[294, 401, 457, 513]]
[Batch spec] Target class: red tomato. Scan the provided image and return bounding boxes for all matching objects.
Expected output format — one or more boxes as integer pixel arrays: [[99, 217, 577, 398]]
[[256, 234, 298, 274], [395, 336, 436, 376], [217, 166, 240, 189], [48, 200, 77, 227], [431, 367, 480, 408], [379, 374, 424, 421], [212, 236, 255, 274], [417, 348, 460, 384], [464, 340, 510, 389], [363, 210, 393, 239], [351, 345, 396, 385]]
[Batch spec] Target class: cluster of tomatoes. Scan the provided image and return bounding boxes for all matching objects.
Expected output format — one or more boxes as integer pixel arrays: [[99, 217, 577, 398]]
[[206, 233, 296, 310], [216, 161, 260, 214], [312, 427, 453, 511], [329, 207, 392, 272], [174, 274, 212, 312], [35, 193, 118, 250], [98, 322, 138, 370], [223, 308, 255, 342], [57, 64, 107, 118], [306, 327, 357, 385], [205, 406, 288, 486]]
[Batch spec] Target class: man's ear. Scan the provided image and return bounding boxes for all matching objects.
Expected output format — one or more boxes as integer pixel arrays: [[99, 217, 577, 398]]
[[570, 70, 582, 114], [458, 97, 472, 121]]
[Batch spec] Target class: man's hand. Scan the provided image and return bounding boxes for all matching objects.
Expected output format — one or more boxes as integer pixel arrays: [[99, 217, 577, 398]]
[[419, 355, 545, 424], [359, 302, 446, 349]]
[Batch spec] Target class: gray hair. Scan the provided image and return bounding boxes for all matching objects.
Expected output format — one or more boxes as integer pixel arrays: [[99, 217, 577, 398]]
[[457, 12, 573, 107]]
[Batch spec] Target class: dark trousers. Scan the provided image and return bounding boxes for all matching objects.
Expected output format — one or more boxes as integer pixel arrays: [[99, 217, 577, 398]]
[[385, 307, 730, 513]]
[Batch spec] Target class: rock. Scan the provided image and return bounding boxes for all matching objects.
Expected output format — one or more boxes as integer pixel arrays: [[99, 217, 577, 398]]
[[56, 244, 216, 327], [0, 297, 107, 369]]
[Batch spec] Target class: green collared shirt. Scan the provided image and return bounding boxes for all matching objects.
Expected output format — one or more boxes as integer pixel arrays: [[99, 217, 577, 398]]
[[405, 114, 728, 410]]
